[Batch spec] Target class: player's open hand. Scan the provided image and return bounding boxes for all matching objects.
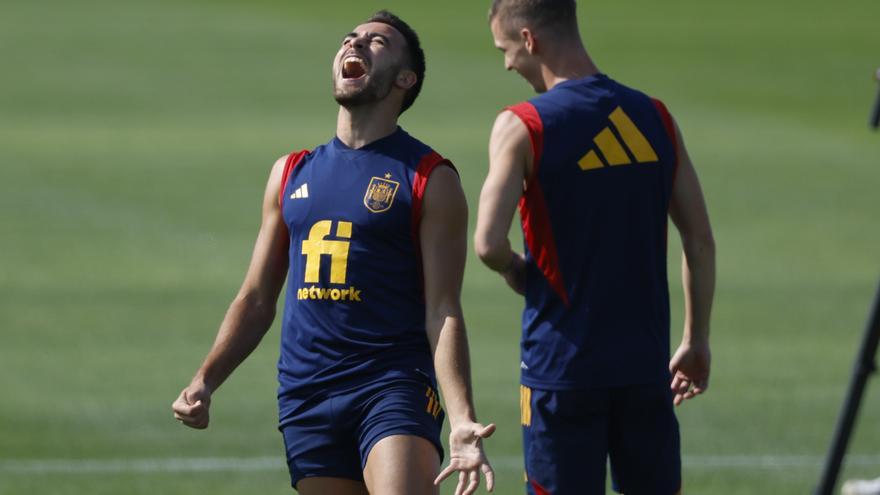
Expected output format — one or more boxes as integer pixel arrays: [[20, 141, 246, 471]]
[[434, 422, 496, 495], [669, 340, 711, 406], [172, 381, 212, 429]]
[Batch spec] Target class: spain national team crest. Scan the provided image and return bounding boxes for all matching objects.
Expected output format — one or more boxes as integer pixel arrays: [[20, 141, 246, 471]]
[[363, 175, 400, 213]]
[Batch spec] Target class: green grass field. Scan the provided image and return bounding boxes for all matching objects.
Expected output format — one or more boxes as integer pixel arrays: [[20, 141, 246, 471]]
[[2, 0, 880, 493]]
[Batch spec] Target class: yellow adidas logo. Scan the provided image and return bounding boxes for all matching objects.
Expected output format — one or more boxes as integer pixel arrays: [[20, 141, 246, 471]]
[[425, 386, 442, 419], [520, 385, 532, 427], [578, 107, 658, 170]]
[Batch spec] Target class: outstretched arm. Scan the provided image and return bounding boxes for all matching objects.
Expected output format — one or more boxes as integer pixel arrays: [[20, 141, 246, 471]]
[[172, 156, 290, 428], [421, 166, 495, 495], [668, 118, 716, 406], [474, 110, 531, 294]]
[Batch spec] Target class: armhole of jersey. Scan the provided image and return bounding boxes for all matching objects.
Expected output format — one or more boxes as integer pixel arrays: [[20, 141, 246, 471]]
[[410, 151, 457, 291], [411, 150, 456, 247], [505, 103, 569, 307], [652, 98, 678, 251], [651, 98, 679, 176], [505, 102, 544, 179], [278, 150, 310, 207]]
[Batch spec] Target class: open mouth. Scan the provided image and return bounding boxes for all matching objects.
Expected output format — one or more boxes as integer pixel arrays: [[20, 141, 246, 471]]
[[342, 56, 367, 80]]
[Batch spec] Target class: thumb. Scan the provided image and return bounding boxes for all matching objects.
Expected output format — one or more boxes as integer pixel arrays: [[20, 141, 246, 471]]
[[478, 423, 496, 438]]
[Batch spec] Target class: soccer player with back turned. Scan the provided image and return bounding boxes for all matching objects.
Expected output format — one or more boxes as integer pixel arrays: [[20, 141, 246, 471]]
[[172, 11, 494, 495], [474, 1, 716, 494]]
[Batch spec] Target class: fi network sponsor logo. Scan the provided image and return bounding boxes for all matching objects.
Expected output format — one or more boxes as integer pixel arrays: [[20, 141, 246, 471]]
[[296, 286, 362, 302], [298, 220, 362, 302]]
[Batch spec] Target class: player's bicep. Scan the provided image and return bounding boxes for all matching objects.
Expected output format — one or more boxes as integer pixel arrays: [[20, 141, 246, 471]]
[[475, 112, 529, 256], [420, 166, 467, 329], [237, 157, 290, 301], [668, 120, 712, 242]]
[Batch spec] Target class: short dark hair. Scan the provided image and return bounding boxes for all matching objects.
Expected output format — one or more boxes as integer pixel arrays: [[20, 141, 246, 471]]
[[366, 10, 425, 114], [489, 0, 578, 39]]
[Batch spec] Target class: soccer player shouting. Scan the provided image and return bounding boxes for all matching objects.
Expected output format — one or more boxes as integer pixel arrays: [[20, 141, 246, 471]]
[[475, 1, 716, 493], [173, 11, 494, 495]]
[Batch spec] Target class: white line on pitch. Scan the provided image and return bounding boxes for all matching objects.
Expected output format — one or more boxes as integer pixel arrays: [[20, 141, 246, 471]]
[[1, 455, 880, 474], [0, 457, 283, 474], [683, 455, 880, 469]]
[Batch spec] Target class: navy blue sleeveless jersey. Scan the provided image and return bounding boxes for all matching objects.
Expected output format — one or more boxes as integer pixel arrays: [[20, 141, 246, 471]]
[[276, 128, 451, 425], [509, 74, 679, 390]]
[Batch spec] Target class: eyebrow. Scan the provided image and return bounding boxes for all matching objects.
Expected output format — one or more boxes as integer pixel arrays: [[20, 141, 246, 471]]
[[342, 32, 392, 45]]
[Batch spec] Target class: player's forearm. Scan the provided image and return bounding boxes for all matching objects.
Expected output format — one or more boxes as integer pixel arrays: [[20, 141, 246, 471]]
[[681, 234, 715, 345], [193, 292, 276, 391], [428, 312, 478, 425]]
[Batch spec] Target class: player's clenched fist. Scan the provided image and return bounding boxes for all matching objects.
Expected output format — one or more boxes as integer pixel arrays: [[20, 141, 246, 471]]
[[172, 382, 212, 429]]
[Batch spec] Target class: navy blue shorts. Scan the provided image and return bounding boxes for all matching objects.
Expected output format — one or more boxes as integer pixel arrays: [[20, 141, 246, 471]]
[[279, 376, 445, 489], [521, 382, 680, 495]]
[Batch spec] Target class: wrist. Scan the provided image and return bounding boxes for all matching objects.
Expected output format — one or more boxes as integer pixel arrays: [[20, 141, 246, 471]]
[[191, 373, 215, 393], [682, 330, 710, 347], [446, 407, 477, 427], [499, 251, 521, 274]]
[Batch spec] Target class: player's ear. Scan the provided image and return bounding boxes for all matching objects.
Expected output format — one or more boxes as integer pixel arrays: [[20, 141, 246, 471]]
[[521, 28, 537, 55], [395, 69, 417, 90]]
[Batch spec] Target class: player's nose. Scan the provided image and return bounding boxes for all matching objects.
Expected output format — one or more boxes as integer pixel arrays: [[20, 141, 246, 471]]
[[351, 33, 368, 50]]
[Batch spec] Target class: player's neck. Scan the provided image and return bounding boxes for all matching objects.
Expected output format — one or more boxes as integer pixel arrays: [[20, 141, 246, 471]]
[[541, 42, 600, 91], [336, 103, 400, 150]]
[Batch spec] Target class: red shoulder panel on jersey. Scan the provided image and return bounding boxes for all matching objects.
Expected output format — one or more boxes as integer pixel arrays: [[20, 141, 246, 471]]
[[651, 98, 678, 172], [506, 102, 544, 171], [507, 102, 570, 307], [652, 98, 679, 249], [411, 151, 457, 266], [278, 150, 311, 206]]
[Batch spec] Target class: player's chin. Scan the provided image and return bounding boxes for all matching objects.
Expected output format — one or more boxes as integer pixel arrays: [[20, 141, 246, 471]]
[[334, 79, 367, 97], [334, 87, 374, 108], [336, 73, 369, 90], [529, 80, 548, 94]]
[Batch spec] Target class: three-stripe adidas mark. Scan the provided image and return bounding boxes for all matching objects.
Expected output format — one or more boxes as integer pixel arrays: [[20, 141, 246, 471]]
[[578, 107, 659, 171], [425, 386, 442, 419], [290, 183, 309, 199]]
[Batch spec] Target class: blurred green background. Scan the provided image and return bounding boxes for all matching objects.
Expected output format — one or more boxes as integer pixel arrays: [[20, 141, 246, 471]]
[[2, 0, 879, 493]]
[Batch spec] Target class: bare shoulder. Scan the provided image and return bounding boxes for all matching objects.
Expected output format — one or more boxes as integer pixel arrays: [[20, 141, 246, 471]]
[[426, 164, 462, 192], [259, 154, 295, 208], [490, 110, 530, 144], [423, 164, 467, 219], [270, 154, 289, 178], [489, 110, 532, 177]]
